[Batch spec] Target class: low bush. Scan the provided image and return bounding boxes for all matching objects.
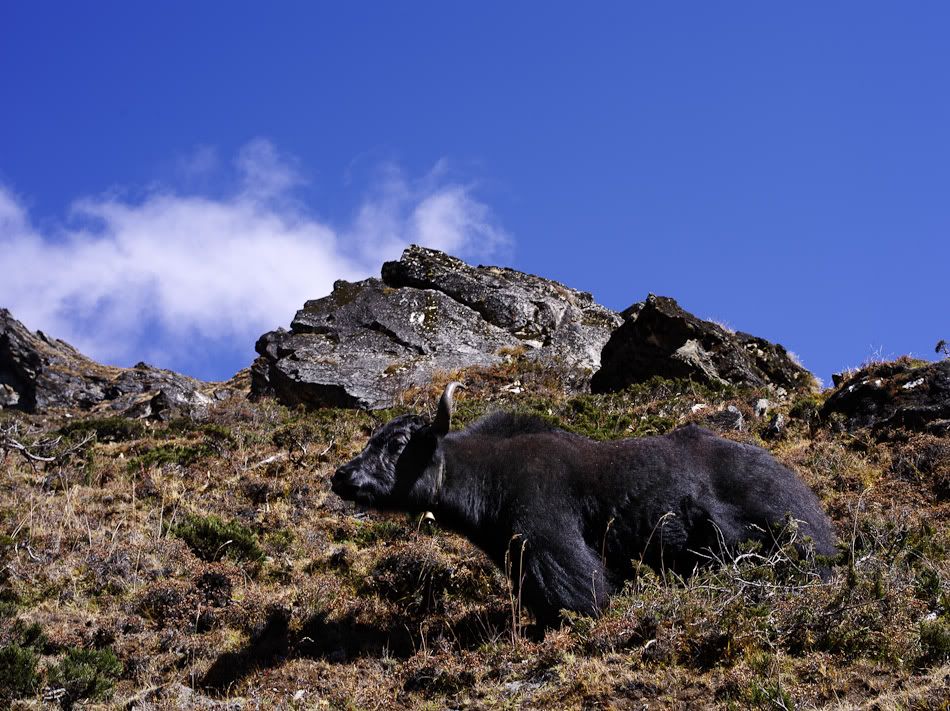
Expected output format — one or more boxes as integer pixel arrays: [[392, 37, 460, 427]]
[[0, 644, 39, 702], [47, 647, 122, 707], [59, 416, 147, 442], [171, 513, 264, 563]]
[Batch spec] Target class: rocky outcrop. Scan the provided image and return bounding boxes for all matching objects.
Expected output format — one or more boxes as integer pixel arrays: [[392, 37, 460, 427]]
[[591, 295, 816, 394], [821, 358, 950, 434], [381, 246, 620, 374], [0, 309, 239, 419], [252, 246, 622, 410], [3, 248, 827, 417]]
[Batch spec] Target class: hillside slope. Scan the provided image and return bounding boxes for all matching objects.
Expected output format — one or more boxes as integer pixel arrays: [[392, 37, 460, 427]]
[[1, 354, 948, 709]]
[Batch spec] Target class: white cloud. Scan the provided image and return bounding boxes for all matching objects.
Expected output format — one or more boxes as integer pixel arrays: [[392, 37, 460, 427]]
[[0, 140, 510, 377]]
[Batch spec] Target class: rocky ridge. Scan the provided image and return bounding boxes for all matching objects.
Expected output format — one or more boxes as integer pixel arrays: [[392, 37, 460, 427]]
[[8, 245, 943, 423], [0, 309, 242, 420]]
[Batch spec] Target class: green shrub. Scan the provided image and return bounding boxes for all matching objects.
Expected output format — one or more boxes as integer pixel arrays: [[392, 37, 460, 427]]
[[47, 647, 122, 705], [59, 416, 147, 442], [0, 644, 39, 701], [171, 513, 263, 563], [789, 393, 826, 423], [919, 616, 950, 665], [265, 528, 295, 553], [165, 417, 234, 442]]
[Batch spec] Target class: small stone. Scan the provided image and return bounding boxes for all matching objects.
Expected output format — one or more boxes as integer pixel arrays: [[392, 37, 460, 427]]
[[754, 398, 771, 418], [0, 383, 19, 408], [764, 413, 786, 439]]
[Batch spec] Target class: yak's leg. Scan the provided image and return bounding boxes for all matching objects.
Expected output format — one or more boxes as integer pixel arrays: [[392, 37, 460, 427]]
[[507, 532, 610, 630]]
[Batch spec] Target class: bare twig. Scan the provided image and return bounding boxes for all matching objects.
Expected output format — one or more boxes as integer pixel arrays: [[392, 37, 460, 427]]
[[0, 420, 94, 467]]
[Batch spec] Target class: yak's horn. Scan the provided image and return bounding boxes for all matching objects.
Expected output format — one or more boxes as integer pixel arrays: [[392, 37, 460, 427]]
[[433, 381, 465, 436]]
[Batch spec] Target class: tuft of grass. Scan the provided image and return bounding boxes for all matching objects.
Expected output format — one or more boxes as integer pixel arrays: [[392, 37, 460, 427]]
[[47, 646, 122, 706], [171, 513, 264, 563], [337, 517, 411, 547]]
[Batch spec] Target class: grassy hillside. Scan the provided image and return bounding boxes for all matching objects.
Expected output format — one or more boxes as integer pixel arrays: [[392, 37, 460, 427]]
[[1, 357, 948, 709]]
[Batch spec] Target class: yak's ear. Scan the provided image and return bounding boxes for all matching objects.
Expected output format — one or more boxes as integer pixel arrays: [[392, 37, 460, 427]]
[[393, 426, 440, 496], [432, 381, 465, 437]]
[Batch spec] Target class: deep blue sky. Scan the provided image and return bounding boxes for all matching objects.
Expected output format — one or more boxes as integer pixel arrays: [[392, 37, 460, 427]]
[[1, 3, 948, 384]]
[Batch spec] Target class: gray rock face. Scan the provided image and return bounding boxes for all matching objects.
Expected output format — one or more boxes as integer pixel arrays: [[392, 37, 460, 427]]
[[821, 359, 950, 434], [591, 295, 817, 394], [0, 308, 236, 419], [381, 246, 620, 374], [252, 246, 622, 409]]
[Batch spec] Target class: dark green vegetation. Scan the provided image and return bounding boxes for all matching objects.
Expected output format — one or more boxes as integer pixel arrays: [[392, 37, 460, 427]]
[[170, 513, 264, 564], [47, 647, 122, 708], [0, 358, 947, 708]]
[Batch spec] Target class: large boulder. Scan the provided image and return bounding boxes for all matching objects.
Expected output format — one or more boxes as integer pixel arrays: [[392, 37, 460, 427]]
[[252, 246, 622, 409], [821, 358, 950, 435], [591, 295, 817, 394], [381, 246, 620, 374], [0, 309, 238, 419]]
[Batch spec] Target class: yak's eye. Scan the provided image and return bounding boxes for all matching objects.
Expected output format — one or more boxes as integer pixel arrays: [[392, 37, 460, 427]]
[[387, 438, 404, 455]]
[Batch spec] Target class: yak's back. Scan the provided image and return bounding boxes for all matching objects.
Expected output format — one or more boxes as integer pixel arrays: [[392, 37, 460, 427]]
[[464, 411, 564, 439], [663, 423, 837, 556]]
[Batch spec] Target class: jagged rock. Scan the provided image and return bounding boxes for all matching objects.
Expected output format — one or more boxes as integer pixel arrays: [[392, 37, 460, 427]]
[[0, 308, 237, 419], [381, 245, 620, 374], [821, 358, 950, 434], [591, 295, 816, 394], [252, 246, 622, 410]]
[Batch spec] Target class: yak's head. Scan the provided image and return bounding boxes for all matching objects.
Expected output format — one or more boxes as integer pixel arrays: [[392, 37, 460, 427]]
[[331, 382, 462, 510]]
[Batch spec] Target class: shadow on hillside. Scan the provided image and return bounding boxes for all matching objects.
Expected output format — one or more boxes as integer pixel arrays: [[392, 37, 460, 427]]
[[199, 605, 512, 694], [199, 608, 415, 694]]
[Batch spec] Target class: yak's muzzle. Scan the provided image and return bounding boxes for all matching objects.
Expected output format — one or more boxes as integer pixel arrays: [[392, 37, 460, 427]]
[[331, 464, 361, 500]]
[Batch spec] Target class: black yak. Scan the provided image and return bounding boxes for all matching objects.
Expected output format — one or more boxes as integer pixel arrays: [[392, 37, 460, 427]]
[[332, 382, 836, 627]]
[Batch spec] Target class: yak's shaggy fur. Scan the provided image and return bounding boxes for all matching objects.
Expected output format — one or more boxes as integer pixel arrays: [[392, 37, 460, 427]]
[[333, 387, 837, 627]]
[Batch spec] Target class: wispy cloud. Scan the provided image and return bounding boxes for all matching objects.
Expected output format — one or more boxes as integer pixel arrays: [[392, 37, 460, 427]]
[[0, 140, 510, 378]]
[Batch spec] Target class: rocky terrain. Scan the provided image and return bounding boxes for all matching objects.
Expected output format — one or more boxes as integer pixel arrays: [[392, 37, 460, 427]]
[[0, 309, 244, 421], [1, 247, 948, 709]]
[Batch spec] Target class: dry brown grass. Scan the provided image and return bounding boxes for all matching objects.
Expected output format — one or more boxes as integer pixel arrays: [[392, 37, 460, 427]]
[[1, 361, 948, 709]]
